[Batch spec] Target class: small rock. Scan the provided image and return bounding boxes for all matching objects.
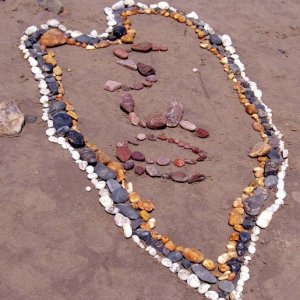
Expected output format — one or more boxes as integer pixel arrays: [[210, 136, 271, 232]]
[[187, 274, 200, 289], [167, 251, 183, 263], [137, 133, 146, 141], [124, 160, 134, 170], [171, 172, 188, 183], [131, 42, 152, 53], [79, 148, 97, 164], [94, 163, 116, 180], [188, 173, 205, 184], [165, 101, 184, 127], [113, 25, 126, 38], [137, 62, 156, 76], [194, 127, 209, 138], [67, 130, 85, 148], [131, 151, 145, 161], [256, 209, 273, 228], [145, 158, 155, 164], [159, 44, 168, 51], [191, 264, 217, 284], [117, 204, 140, 219], [131, 82, 144, 90], [120, 93, 135, 113], [145, 165, 161, 177], [174, 159, 185, 167], [183, 248, 204, 263], [0, 101, 24, 136], [37, 0, 64, 14], [156, 157, 170, 166], [179, 120, 197, 131], [113, 47, 129, 59], [117, 144, 132, 162], [249, 142, 272, 157], [210, 34, 222, 45], [134, 165, 145, 175], [146, 75, 157, 82], [129, 112, 139, 126], [25, 115, 37, 123], [104, 80, 122, 92], [117, 59, 137, 71], [142, 81, 152, 87], [243, 194, 265, 216], [146, 113, 166, 129], [218, 280, 234, 293], [181, 259, 192, 269], [39, 28, 67, 47], [265, 175, 278, 189], [111, 188, 129, 204]]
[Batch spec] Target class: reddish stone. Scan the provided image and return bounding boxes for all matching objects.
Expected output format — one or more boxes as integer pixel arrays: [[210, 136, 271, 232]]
[[185, 159, 197, 165], [129, 112, 139, 126], [120, 93, 135, 113], [168, 138, 174, 143], [171, 172, 188, 183], [158, 134, 167, 140], [194, 127, 209, 138], [116, 145, 132, 162], [137, 62, 156, 76], [132, 82, 144, 90], [188, 173, 206, 184], [197, 150, 207, 161], [173, 139, 180, 144], [134, 165, 145, 175], [156, 157, 170, 166], [160, 44, 168, 51], [39, 29, 67, 47], [147, 134, 157, 141], [113, 48, 129, 59], [131, 42, 153, 53], [117, 59, 138, 71], [192, 146, 200, 154], [131, 151, 145, 161], [104, 80, 122, 92], [174, 159, 185, 167], [146, 75, 157, 82], [138, 119, 147, 128], [152, 45, 160, 51], [183, 143, 192, 149], [146, 113, 166, 129], [142, 80, 152, 87], [177, 141, 185, 147]]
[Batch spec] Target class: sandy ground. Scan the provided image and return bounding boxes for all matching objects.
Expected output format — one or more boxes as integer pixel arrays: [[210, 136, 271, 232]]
[[0, 0, 300, 299]]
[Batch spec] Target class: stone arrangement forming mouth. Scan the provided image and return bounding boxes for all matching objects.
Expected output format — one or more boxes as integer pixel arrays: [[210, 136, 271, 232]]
[[19, 1, 289, 299]]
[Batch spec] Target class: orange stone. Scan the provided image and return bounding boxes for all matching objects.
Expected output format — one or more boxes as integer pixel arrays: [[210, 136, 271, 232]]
[[252, 122, 264, 132], [140, 210, 151, 222], [227, 272, 236, 281], [108, 161, 123, 172], [245, 104, 257, 115], [39, 29, 67, 47], [183, 248, 204, 263], [162, 236, 169, 244], [218, 264, 230, 273], [116, 169, 126, 182], [176, 245, 184, 252], [96, 150, 111, 164], [67, 38, 76, 45], [151, 231, 162, 240], [137, 200, 155, 212], [202, 259, 216, 271], [234, 224, 245, 232], [129, 192, 140, 203], [67, 111, 78, 120], [228, 209, 243, 226], [140, 223, 151, 231], [229, 232, 240, 241], [177, 15, 186, 23], [165, 240, 176, 251]]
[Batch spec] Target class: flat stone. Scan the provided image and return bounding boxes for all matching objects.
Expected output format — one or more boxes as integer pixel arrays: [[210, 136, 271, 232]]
[[179, 120, 197, 131], [116, 204, 139, 219], [124, 160, 134, 170], [120, 93, 135, 113], [67, 130, 85, 148], [79, 148, 97, 164], [191, 264, 217, 284], [142, 80, 152, 87], [145, 158, 155, 164], [171, 171, 188, 183], [0, 101, 24, 136], [183, 248, 204, 263], [194, 127, 209, 138], [131, 42, 152, 53], [159, 44, 168, 51], [111, 188, 129, 204], [188, 173, 205, 184], [156, 157, 170, 166], [113, 47, 129, 59], [137, 62, 156, 76], [181, 259, 192, 269], [131, 151, 145, 161], [137, 133, 146, 141], [117, 59, 137, 71], [243, 194, 265, 216], [165, 101, 184, 127], [131, 82, 144, 90], [249, 142, 272, 157], [129, 112, 139, 126], [265, 175, 278, 189], [145, 165, 161, 177], [167, 251, 183, 263], [174, 159, 185, 167], [104, 80, 122, 92], [39, 28, 67, 47], [94, 163, 117, 180], [146, 113, 166, 129], [264, 159, 279, 176], [116, 144, 132, 162]]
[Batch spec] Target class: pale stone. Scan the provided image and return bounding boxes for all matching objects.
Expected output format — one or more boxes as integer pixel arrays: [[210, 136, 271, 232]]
[[161, 258, 172, 268], [198, 283, 210, 294], [187, 274, 201, 289], [25, 25, 38, 36], [123, 223, 132, 238], [169, 263, 180, 273], [205, 291, 219, 300], [99, 195, 113, 208], [256, 209, 273, 228], [178, 269, 190, 281], [157, 1, 169, 9], [186, 11, 198, 20], [47, 18, 60, 27], [112, 0, 125, 10]]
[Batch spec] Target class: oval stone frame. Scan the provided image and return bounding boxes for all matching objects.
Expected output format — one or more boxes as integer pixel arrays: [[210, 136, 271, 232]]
[[19, 1, 289, 299]]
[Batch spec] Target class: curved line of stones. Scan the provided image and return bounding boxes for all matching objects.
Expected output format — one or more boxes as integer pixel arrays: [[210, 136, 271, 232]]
[[19, 1, 289, 300]]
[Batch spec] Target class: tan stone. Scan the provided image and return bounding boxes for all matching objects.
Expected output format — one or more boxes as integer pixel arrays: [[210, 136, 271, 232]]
[[176, 245, 184, 252], [229, 232, 240, 241], [129, 192, 140, 203], [53, 66, 63, 76], [43, 54, 57, 66], [137, 199, 155, 212], [183, 248, 204, 263], [121, 34, 135, 44], [96, 150, 111, 164], [162, 236, 169, 244], [108, 161, 123, 172], [165, 240, 176, 251], [40, 29, 67, 47], [252, 121, 264, 132], [228, 209, 243, 226], [116, 169, 125, 182], [219, 264, 230, 273], [245, 104, 257, 114], [202, 259, 216, 271], [249, 142, 272, 157], [140, 210, 151, 221]]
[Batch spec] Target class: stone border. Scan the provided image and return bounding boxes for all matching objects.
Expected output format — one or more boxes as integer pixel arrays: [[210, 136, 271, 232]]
[[19, 1, 289, 299]]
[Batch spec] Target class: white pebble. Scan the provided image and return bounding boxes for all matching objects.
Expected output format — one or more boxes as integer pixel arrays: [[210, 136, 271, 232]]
[[114, 213, 126, 227], [222, 34, 232, 47], [31, 66, 42, 75], [105, 205, 119, 215], [275, 198, 284, 205], [157, 1, 169, 9], [40, 88, 50, 95], [236, 285, 243, 293], [205, 290, 219, 300], [132, 235, 140, 244], [276, 190, 286, 200], [47, 120, 54, 128], [192, 67, 198, 73], [240, 271, 250, 282], [112, 0, 125, 10], [169, 263, 180, 273], [46, 127, 56, 137], [78, 160, 88, 171], [86, 165, 94, 174], [48, 136, 58, 143], [248, 244, 256, 254], [225, 45, 235, 54], [198, 283, 210, 294], [47, 19, 60, 27], [124, 0, 135, 6], [58, 24, 67, 32], [104, 7, 113, 15], [252, 226, 260, 235], [25, 25, 38, 36], [71, 30, 83, 38], [186, 11, 198, 20], [61, 141, 70, 149], [96, 181, 106, 189], [41, 114, 49, 121], [40, 24, 49, 30], [91, 178, 99, 186], [85, 186, 92, 192], [149, 247, 157, 256], [87, 172, 98, 180], [123, 223, 132, 238], [71, 151, 80, 160], [148, 218, 156, 229], [251, 234, 259, 242], [256, 209, 273, 228], [187, 274, 200, 289], [99, 195, 113, 209], [178, 269, 190, 281], [161, 258, 172, 268]]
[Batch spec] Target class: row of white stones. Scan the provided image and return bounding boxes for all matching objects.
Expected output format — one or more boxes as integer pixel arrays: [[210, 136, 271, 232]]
[[19, 1, 288, 299]]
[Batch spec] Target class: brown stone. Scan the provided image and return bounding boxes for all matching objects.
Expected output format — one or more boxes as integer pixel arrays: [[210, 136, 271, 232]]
[[146, 112, 166, 129], [67, 38, 76, 45], [171, 171, 188, 183], [174, 159, 185, 167], [176, 245, 184, 252], [137, 62, 156, 76], [202, 259, 216, 271], [177, 15, 186, 23], [39, 28, 67, 47], [129, 192, 140, 203], [137, 199, 155, 212], [113, 47, 129, 59], [162, 236, 169, 244], [188, 173, 205, 184], [116, 145, 132, 162], [229, 232, 240, 241], [116, 169, 126, 182], [165, 240, 176, 251], [194, 127, 209, 138], [183, 248, 204, 263], [252, 122, 264, 132], [43, 54, 57, 66], [140, 210, 151, 221], [249, 142, 272, 157], [107, 161, 123, 172], [129, 112, 139, 126], [218, 264, 230, 273], [121, 34, 135, 44], [131, 42, 152, 53], [96, 150, 111, 164], [228, 209, 243, 226], [245, 104, 257, 115]]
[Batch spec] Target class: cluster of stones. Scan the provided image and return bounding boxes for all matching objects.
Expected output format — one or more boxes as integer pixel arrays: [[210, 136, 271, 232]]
[[116, 132, 207, 183], [19, 1, 289, 300]]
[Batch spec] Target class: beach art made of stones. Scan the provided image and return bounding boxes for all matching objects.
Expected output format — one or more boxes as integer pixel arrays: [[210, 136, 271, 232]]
[[19, 1, 289, 299]]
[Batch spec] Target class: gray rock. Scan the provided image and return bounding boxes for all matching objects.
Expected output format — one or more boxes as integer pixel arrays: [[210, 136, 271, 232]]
[[265, 175, 278, 189], [94, 163, 117, 180], [165, 101, 184, 127], [0, 101, 24, 136], [37, 0, 64, 14], [209, 34, 222, 45], [131, 218, 143, 230], [111, 188, 129, 204], [253, 187, 269, 200], [167, 251, 183, 262], [145, 165, 161, 177], [107, 179, 122, 193], [116, 204, 139, 219], [191, 264, 217, 284], [264, 159, 279, 177], [243, 194, 264, 216], [218, 280, 234, 293], [117, 59, 137, 71], [25, 115, 37, 123]]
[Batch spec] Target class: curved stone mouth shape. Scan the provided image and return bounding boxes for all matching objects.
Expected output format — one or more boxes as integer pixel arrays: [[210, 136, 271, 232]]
[[19, 1, 289, 299]]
